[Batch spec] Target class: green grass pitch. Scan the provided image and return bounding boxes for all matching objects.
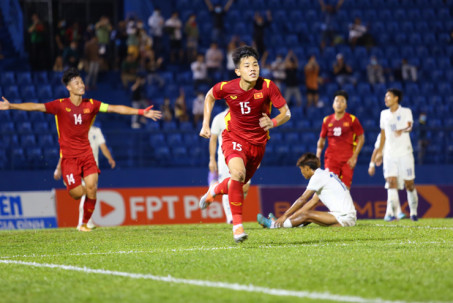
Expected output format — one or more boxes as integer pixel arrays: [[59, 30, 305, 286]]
[[1, 219, 452, 303]]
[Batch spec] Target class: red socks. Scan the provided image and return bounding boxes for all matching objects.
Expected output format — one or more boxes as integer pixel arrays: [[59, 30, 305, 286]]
[[214, 177, 230, 195], [82, 197, 96, 224], [228, 179, 244, 225]]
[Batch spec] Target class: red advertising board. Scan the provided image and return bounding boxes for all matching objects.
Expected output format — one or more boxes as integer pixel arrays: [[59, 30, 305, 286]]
[[55, 186, 261, 227]]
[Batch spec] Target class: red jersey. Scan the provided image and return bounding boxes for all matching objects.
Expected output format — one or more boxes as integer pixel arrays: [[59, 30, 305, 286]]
[[212, 77, 286, 145], [45, 98, 102, 158], [320, 112, 364, 162]]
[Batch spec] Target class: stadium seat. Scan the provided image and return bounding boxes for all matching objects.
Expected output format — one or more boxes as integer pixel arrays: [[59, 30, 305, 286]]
[[53, 85, 67, 97], [167, 133, 183, 146], [20, 134, 36, 147], [43, 147, 60, 160], [29, 111, 45, 122], [12, 110, 28, 122], [20, 85, 37, 99], [1, 121, 14, 133], [17, 72, 33, 85], [37, 84, 53, 100], [357, 83, 371, 96], [5, 85, 20, 100], [295, 120, 310, 129], [38, 134, 54, 146], [11, 148, 26, 168], [1, 72, 15, 86], [17, 122, 33, 134], [26, 147, 44, 165], [149, 134, 166, 147], [34, 122, 49, 133], [33, 71, 48, 85]]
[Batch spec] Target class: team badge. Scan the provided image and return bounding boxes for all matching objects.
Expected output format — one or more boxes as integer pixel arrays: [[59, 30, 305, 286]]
[[343, 122, 350, 127], [328, 123, 333, 127], [230, 95, 238, 100], [65, 108, 71, 112], [254, 92, 263, 99], [83, 108, 91, 114]]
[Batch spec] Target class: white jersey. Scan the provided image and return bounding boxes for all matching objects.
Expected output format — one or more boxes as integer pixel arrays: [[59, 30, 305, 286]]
[[211, 109, 229, 180], [306, 169, 356, 215], [379, 105, 413, 157], [88, 126, 106, 165]]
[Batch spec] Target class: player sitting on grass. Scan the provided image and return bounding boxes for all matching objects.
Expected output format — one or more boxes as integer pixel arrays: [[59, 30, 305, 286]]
[[257, 152, 357, 228]]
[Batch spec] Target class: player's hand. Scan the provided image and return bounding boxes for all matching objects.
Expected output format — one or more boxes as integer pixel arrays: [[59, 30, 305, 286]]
[[143, 105, 162, 121], [53, 168, 62, 180], [208, 159, 218, 173], [347, 155, 358, 168], [109, 158, 116, 169], [259, 113, 273, 131], [368, 166, 375, 176], [274, 215, 287, 228], [375, 152, 383, 166], [1, 96, 11, 110], [394, 130, 403, 137], [199, 125, 211, 139]]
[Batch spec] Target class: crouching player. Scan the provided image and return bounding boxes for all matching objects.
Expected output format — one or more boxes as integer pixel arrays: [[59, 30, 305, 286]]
[[257, 153, 356, 228]]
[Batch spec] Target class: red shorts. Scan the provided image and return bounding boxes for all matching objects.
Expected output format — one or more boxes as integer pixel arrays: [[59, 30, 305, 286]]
[[324, 157, 354, 188], [221, 130, 265, 184], [61, 153, 100, 190]]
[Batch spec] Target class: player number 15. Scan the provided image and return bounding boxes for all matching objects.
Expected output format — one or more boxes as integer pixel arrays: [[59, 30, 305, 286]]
[[239, 102, 251, 115]]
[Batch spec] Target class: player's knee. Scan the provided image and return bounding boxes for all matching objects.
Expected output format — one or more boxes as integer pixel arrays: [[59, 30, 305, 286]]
[[405, 181, 415, 191], [230, 170, 246, 182], [387, 178, 398, 188], [85, 184, 98, 196]]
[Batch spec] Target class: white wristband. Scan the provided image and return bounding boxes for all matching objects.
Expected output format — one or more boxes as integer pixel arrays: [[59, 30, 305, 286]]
[[369, 162, 375, 168]]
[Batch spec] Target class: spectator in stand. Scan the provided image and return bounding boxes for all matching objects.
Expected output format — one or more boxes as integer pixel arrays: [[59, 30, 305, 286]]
[[253, 11, 272, 56], [28, 13, 46, 70], [271, 54, 286, 90], [161, 97, 174, 122], [112, 21, 128, 69], [185, 14, 200, 63], [165, 12, 184, 63], [191, 53, 209, 89], [175, 88, 189, 123], [401, 58, 418, 82], [138, 28, 153, 59], [192, 91, 205, 126], [95, 16, 112, 66], [348, 17, 374, 48], [126, 25, 140, 61], [62, 41, 80, 69], [417, 112, 428, 165], [121, 53, 139, 88], [333, 53, 356, 87], [305, 55, 321, 107], [148, 8, 165, 56], [53, 56, 64, 72], [143, 50, 165, 87], [84, 36, 100, 90], [260, 51, 272, 79], [204, 0, 234, 46], [131, 73, 149, 129], [318, 0, 344, 50], [367, 56, 385, 84], [284, 50, 303, 106], [66, 21, 81, 45], [226, 36, 240, 79], [206, 42, 224, 82], [55, 19, 68, 58]]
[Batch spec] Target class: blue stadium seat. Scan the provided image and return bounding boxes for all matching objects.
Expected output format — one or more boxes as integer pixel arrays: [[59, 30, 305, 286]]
[[20, 134, 36, 147], [21, 85, 37, 99], [268, 0, 280, 9], [38, 84, 53, 100], [34, 121, 49, 132], [26, 147, 44, 164], [12, 110, 28, 122], [437, 57, 451, 69], [421, 9, 436, 20], [53, 85, 67, 97], [270, 132, 283, 143], [1, 121, 14, 133], [423, 33, 436, 45], [150, 134, 166, 146], [284, 132, 299, 144], [438, 33, 450, 44], [43, 147, 60, 159], [414, 22, 428, 33], [437, 83, 452, 96], [405, 83, 420, 97], [357, 83, 371, 96], [285, 35, 299, 47], [420, 83, 434, 95], [401, 21, 414, 33], [5, 85, 20, 100], [429, 96, 443, 106], [17, 122, 33, 134], [296, 120, 311, 129], [1, 72, 15, 86], [17, 72, 33, 85], [29, 111, 45, 122], [50, 72, 63, 85], [422, 58, 436, 71], [438, 8, 451, 21], [162, 121, 177, 131], [33, 71, 48, 85], [184, 133, 199, 146], [408, 9, 421, 20], [11, 148, 26, 167], [386, 21, 399, 33], [38, 134, 54, 146], [167, 133, 183, 146]]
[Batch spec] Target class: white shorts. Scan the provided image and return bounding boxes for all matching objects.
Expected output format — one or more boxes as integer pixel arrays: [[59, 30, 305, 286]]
[[218, 153, 230, 182], [383, 153, 415, 180], [330, 211, 357, 227]]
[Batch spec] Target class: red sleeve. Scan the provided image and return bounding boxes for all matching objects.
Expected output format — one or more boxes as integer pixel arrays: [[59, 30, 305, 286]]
[[44, 99, 61, 115], [319, 117, 328, 138], [212, 82, 227, 100], [352, 116, 364, 136], [92, 99, 102, 114], [268, 80, 286, 109]]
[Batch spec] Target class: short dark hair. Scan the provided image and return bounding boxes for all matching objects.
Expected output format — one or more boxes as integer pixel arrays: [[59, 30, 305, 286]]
[[232, 46, 259, 68], [62, 68, 81, 86], [334, 90, 348, 101], [296, 153, 320, 170], [387, 88, 403, 103]]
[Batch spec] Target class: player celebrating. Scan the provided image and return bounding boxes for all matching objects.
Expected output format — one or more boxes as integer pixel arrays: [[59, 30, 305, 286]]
[[257, 153, 357, 228], [316, 90, 364, 188], [199, 46, 291, 243], [1, 68, 162, 231], [375, 88, 418, 221], [54, 123, 116, 229]]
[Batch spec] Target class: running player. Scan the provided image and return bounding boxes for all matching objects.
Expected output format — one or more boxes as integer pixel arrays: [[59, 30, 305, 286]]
[[257, 153, 357, 228], [54, 124, 116, 229], [1, 68, 162, 231], [316, 90, 364, 188], [375, 88, 418, 221], [199, 46, 291, 242]]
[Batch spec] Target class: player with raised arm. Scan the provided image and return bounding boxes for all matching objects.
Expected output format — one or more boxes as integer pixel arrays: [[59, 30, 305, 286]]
[[54, 123, 116, 229], [316, 90, 364, 189], [257, 152, 357, 228], [199, 46, 291, 242], [1, 68, 162, 231], [376, 88, 418, 221]]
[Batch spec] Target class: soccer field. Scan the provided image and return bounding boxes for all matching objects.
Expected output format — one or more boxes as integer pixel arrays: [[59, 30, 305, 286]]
[[1, 219, 452, 303]]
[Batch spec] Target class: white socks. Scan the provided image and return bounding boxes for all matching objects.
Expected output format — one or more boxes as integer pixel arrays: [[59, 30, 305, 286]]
[[222, 195, 233, 224], [407, 188, 418, 216], [283, 218, 293, 228], [387, 189, 401, 217]]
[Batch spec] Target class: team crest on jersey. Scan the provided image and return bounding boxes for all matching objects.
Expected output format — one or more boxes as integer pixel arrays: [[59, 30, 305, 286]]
[[230, 95, 238, 100], [65, 108, 71, 112], [343, 122, 350, 127], [254, 92, 263, 99], [83, 108, 91, 114], [328, 123, 333, 127]]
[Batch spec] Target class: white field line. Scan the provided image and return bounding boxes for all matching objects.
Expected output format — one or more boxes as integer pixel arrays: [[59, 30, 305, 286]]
[[0, 240, 450, 260], [369, 224, 453, 230], [0, 259, 447, 303]]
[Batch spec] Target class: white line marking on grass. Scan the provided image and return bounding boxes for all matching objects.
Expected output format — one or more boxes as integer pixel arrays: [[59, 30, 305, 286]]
[[0, 259, 444, 303], [370, 224, 453, 230], [1, 241, 451, 260]]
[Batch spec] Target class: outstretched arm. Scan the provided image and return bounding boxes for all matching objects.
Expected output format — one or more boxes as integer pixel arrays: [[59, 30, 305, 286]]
[[199, 88, 216, 138], [107, 104, 162, 121], [224, 0, 234, 11], [259, 104, 291, 131], [1, 96, 46, 112], [274, 189, 315, 227]]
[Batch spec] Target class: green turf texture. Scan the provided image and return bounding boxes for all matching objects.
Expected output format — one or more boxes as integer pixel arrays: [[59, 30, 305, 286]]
[[1, 219, 452, 303]]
